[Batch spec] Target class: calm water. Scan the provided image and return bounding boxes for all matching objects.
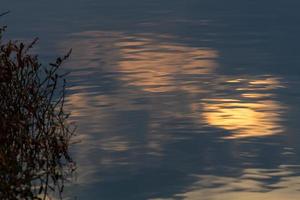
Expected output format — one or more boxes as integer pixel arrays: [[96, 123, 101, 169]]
[[3, 0, 300, 199]]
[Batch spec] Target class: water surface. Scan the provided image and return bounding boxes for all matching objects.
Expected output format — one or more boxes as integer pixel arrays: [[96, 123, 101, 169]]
[[2, 0, 300, 199]]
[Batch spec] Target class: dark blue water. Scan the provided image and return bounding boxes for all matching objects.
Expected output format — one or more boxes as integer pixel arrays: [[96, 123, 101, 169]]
[[2, 1, 300, 199]]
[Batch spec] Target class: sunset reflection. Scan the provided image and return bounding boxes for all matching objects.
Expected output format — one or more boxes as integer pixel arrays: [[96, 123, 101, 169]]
[[63, 31, 218, 93], [118, 42, 218, 92], [59, 28, 293, 200], [202, 100, 283, 139], [166, 166, 300, 200], [201, 77, 285, 139], [64, 31, 286, 140], [7, 0, 300, 198]]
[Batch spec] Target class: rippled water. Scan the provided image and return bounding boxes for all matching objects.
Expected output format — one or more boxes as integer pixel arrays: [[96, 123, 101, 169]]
[[3, 0, 300, 199]]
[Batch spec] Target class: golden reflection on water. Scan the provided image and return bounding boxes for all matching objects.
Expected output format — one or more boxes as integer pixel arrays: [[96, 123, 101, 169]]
[[202, 100, 283, 139], [61, 30, 291, 198], [64, 31, 285, 142], [201, 78, 284, 139], [66, 31, 218, 93], [154, 166, 300, 200], [117, 42, 218, 92]]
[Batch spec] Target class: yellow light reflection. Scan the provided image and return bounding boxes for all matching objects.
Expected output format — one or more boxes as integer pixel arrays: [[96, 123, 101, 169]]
[[117, 39, 218, 93], [65, 31, 218, 93], [237, 77, 283, 91], [63, 31, 285, 140], [155, 167, 300, 200], [201, 77, 284, 139], [241, 93, 272, 98], [202, 100, 283, 139]]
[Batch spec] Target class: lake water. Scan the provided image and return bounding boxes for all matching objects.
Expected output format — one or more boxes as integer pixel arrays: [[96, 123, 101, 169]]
[[2, 0, 300, 199]]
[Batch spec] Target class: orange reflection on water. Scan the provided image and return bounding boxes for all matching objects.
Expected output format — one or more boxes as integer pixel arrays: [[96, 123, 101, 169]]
[[166, 166, 300, 200], [64, 31, 285, 140], [237, 77, 283, 91], [201, 77, 285, 139], [117, 39, 218, 93], [241, 93, 272, 98], [202, 100, 283, 139], [64, 31, 218, 93]]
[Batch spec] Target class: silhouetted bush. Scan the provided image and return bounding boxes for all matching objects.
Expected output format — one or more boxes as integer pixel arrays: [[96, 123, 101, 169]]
[[0, 16, 75, 199]]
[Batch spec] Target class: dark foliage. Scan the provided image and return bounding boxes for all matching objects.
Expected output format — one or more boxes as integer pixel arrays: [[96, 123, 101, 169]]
[[0, 15, 75, 199]]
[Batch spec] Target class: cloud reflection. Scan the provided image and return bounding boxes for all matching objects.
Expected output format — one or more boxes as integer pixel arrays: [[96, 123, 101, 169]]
[[61, 31, 289, 198], [202, 99, 284, 139], [117, 42, 218, 93], [63, 31, 218, 93], [159, 166, 300, 200], [63, 31, 286, 142], [188, 76, 285, 139]]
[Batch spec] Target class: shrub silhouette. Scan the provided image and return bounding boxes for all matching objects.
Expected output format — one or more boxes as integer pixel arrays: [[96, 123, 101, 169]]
[[0, 18, 75, 199]]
